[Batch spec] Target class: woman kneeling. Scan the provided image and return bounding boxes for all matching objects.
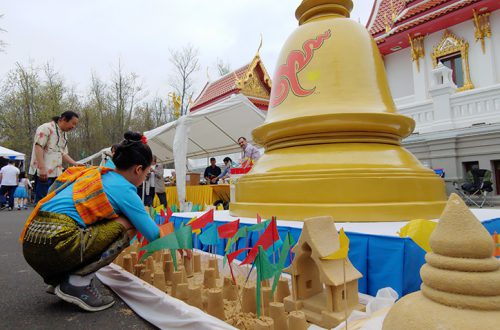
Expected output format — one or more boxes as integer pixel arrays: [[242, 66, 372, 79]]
[[21, 131, 159, 312]]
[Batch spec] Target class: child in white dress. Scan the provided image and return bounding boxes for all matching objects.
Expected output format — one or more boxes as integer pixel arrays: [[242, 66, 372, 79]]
[[14, 172, 32, 210]]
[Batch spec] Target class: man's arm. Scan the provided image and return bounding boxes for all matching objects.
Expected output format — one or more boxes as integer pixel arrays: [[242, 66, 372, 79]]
[[62, 153, 80, 166], [34, 144, 48, 181]]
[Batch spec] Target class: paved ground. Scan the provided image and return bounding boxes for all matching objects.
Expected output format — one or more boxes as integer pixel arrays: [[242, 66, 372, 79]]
[[0, 208, 157, 329]]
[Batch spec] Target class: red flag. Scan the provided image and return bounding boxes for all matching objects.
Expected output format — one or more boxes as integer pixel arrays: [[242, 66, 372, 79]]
[[188, 208, 214, 231], [257, 214, 262, 224], [226, 247, 251, 284], [240, 219, 279, 265], [166, 207, 173, 223], [218, 219, 240, 239], [137, 236, 150, 262]]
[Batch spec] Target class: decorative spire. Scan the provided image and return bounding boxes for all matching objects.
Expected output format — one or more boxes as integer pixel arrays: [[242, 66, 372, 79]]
[[295, 0, 353, 25]]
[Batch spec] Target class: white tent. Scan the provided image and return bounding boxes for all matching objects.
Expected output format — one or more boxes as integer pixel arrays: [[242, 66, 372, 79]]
[[144, 94, 266, 163], [144, 93, 266, 210], [0, 146, 25, 160], [79, 147, 112, 165]]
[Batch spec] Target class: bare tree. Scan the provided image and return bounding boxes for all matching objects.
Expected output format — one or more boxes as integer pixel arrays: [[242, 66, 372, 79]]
[[215, 57, 231, 76], [0, 14, 7, 52], [169, 45, 200, 116]]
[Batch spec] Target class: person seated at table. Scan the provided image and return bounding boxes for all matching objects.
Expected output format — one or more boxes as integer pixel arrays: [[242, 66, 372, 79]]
[[21, 131, 160, 312], [204, 157, 221, 184], [216, 157, 233, 182]]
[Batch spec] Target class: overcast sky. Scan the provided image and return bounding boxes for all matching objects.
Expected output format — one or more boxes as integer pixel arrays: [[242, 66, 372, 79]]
[[0, 0, 375, 99]]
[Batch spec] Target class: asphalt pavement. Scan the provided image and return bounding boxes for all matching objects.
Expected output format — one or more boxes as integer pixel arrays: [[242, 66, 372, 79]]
[[0, 208, 157, 329]]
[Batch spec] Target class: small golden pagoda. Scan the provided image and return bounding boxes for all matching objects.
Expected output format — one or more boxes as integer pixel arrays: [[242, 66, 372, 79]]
[[230, 0, 447, 221]]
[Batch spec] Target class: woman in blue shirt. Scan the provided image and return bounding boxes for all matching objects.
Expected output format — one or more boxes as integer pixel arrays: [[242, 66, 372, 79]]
[[22, 132, 159, 312]]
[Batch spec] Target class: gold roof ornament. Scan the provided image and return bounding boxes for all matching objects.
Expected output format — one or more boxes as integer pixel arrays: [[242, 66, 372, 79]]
[[472, 9, 491, 54], [230, 0, 446, 221]]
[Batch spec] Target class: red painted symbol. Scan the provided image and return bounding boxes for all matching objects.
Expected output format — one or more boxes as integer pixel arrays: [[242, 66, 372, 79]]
[[271, 29, 332, 108]]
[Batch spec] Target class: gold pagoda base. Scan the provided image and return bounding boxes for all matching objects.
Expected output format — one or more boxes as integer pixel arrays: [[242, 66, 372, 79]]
[[230, 142, 447, 222]]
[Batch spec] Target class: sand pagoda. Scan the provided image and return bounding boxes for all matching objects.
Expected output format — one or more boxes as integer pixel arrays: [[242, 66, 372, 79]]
[[383, 193, 500, 329]]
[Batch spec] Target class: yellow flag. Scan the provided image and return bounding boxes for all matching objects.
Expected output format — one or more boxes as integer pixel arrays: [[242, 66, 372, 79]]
[[322, 228, 349, 260], [187, 216, 201, 235], [399, 219, 437, 252]]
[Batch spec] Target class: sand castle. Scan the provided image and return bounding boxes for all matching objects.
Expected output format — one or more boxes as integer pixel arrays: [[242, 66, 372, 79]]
[[113, 243, 343, 330], [383, 193, 500, 329]]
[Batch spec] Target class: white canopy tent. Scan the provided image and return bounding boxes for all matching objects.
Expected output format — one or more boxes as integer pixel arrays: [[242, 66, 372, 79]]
[[144, 94, 266, 163], [144, 93, 266, 210], [0, 146, 25, 160], [79, 147, 112, 166]]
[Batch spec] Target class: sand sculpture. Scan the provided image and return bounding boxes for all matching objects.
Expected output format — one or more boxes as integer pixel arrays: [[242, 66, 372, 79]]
[[113, 242, 352, 330], [283, 216, 364, 328], [383, 193, 500, 329]]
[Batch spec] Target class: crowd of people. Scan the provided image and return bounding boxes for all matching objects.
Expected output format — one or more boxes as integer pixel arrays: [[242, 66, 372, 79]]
[[3, 110, 264, 313]]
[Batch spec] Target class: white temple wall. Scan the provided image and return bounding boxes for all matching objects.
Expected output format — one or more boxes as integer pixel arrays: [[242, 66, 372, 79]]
[[384, 48, 414, 99]]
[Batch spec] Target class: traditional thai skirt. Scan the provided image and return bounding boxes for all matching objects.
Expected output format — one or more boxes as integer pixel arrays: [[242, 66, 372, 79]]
[[22, 211, 129, 285]]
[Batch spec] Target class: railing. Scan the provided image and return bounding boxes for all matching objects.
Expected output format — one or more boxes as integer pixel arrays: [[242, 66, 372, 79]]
[[394, 84, 500, 133]]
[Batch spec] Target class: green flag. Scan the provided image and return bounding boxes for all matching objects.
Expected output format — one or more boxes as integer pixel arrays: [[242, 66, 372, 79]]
[[247, 219, 270, 232], [176, 225, 193, 249], [224, 226, 248, 254], [255, 246, 277, 317], [139, 231, 180, 263], [271, 232, 295, 297]]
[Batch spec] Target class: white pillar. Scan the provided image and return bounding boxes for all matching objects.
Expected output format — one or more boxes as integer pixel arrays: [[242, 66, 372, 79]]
[[428, 63, 457, 131], [412, 56, 429, 102]]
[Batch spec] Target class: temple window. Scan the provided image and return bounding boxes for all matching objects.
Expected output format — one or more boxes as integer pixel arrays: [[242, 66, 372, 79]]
[[431, 31, 473, 91], [438, 53, 464, 87]]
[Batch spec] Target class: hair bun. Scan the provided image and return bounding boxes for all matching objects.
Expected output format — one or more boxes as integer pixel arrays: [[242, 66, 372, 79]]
[[123, 131, 142, 142]]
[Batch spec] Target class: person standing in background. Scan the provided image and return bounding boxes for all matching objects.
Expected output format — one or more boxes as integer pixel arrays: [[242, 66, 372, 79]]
[[237, 137, 261, 163], [29, 111, 80, 203], [14, 172, 32, 210], [0, 159, 20, 210], [153, 157, 167, 209]]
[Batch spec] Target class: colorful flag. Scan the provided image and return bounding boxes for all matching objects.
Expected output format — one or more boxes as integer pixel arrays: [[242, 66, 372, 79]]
[[199, 223, 219, 246], [493, 232, 500, 257], [271, 232, 295, 296], [399, 219, 437, 252], [322, 228, 349, 260], [176, 225, 193, 249], [257, 213, 262, 224], [188, 208, 214, 232], [225, 225, 248, 252], [240, 219, 279, 265], [247, 219, 270, 232], [255, 246, 277, 317], [159, 222, 174, 238], [166, 207, 173, 222], [218, 219, 240, 239], [224, 247, 252, 284], [138, 231, 179, 263]]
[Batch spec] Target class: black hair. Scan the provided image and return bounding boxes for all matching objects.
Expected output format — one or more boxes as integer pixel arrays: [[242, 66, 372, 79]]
[[19, 172, 26, 179], [210, 157, 216, 162], [238, 137, 247, 142], [223, 157, 232, 163], [8, 159, 15, 164], [112, 131, 153, 170], [111, 144, 119, 153], [52, 111, 79, 123]]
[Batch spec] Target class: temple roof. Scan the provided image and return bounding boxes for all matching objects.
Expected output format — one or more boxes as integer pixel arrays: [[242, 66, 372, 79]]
[[190, 55, 272, 112], [367, 0, 500, 55]]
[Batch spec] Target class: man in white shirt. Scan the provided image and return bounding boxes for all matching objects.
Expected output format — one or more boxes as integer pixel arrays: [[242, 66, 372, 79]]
[[0, 160, 20, 210]]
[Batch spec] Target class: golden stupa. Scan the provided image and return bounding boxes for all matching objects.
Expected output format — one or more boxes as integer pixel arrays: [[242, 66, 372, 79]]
[[230, 0, 447, 221]]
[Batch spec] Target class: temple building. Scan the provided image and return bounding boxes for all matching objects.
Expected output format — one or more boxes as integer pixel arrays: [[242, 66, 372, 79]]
[[190, 53, 272, 113], [368, 0, 500, 202]]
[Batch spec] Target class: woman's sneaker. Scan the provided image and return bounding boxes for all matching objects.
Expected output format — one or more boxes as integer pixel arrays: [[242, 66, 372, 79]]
[[55, 279, 115, 312]]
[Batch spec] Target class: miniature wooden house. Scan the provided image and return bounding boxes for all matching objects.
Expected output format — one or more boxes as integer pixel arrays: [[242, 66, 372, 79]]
[[284, 216, 363, 328]]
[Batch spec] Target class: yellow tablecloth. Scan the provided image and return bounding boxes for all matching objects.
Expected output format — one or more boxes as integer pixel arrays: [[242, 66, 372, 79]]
[[165, 185, 230, 208]]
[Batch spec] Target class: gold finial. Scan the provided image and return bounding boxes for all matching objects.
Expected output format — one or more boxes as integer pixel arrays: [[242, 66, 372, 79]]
[[168, 92, 182, 119], [256, 33, 263, 56], [384, 13, 391, 33], [206, 67, 211, 82], [296, 0, 353, 25]]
